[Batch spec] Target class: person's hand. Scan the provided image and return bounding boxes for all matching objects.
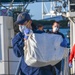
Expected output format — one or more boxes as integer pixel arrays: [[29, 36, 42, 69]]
[[24, 28, 30, 40], [60, 39, 67, 47], [69, 62, 72, 68]]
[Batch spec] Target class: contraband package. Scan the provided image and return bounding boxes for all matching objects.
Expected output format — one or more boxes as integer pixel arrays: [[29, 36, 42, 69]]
[[24, 33, 66, 67]]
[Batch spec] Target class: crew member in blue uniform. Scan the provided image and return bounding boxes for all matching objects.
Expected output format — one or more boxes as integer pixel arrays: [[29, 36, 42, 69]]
[[12, 12, 54, 75], [50, 21, 67, 75]]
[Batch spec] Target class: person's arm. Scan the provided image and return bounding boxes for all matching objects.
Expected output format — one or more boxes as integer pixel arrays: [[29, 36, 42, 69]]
[[13, 39, 24, 57], [69, 44, 75, 63], [53, 32, 67, 47], [69, 44, 75, 68], [60, 38, 67, 47], [59, 32, 67, 47], [12, 32, 24, 57]]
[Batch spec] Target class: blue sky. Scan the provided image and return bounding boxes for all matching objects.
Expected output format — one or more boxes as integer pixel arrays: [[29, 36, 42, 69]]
[[27, 2, 55, 20], [27, 3, 42, 20], [27, 2, 68, 20]]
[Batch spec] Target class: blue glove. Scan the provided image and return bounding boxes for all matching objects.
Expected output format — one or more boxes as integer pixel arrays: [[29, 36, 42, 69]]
[[69, 62, 72, 68], [60, 39, 67, 47], [24, 28, 30, 39], [24, 28, 30, 34]]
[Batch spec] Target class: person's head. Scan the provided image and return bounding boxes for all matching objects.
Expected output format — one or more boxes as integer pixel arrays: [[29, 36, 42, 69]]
[[37, 24, 44, 31], [15, 12, 32, 29], [52, 21, 60, 32]]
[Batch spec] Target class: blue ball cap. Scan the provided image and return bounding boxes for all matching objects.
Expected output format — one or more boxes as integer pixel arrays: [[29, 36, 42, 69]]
[[15, 12, 31, 25]]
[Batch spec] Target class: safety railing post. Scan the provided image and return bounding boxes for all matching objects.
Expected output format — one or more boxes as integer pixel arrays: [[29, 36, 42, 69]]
[[61, 48, 69, 75], [15, 57, 22, 75]]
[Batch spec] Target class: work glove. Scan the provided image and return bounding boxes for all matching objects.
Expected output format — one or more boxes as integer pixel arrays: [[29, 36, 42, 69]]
[[24, 28, 30, 40], [60, 39, 67, 47], [69, 62, 72, 68]]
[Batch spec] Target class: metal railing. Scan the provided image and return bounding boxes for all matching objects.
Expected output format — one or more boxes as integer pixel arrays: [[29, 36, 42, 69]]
[[15, 57, 22, 75]]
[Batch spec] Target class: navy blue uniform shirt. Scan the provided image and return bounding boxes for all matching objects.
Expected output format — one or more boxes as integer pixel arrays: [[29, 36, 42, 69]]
[[12, 31, 53, 75]]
